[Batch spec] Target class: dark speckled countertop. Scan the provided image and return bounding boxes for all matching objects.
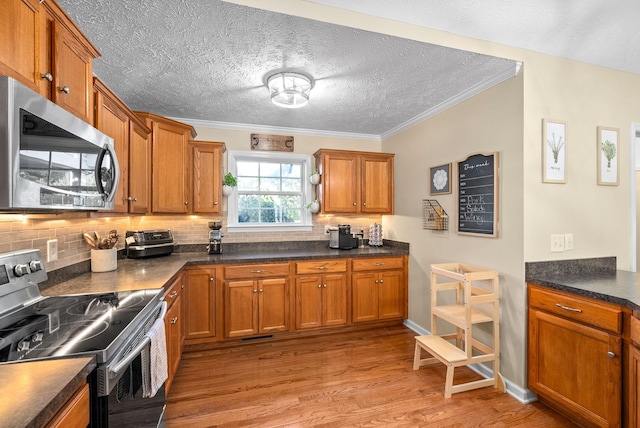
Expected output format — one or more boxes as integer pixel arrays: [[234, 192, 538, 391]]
[[42, 240, 409, 296], [0, 356, 96, 428], [526, 256, 640, 312]]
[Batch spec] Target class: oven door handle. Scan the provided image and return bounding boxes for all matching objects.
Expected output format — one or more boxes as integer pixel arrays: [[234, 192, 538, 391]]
[[108, 301, 167, 376]]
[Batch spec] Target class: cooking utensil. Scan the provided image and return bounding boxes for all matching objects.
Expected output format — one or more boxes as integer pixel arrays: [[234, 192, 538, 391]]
[[83, 232, 98, 249]]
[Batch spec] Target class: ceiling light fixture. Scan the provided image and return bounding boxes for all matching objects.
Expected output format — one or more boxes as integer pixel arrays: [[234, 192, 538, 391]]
[[267, 72, 313, 108]]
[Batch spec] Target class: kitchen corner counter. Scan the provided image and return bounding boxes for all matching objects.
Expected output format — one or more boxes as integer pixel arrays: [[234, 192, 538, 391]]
[[41, 242, 409, 296], [526, 257, 640, 312], [0, 356, 96, 428]]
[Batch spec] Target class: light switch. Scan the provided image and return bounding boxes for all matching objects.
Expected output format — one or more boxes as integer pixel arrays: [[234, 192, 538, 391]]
[[550, 235, 564, 252], [47, 239, 58, 262]]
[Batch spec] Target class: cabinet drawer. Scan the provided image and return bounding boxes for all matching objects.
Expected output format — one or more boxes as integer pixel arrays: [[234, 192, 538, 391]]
[[164, 274, 183, 304], [225, 263, 290, 279], [295, 260, 347, 274], [528, 284, 622, 333], [631, 316, 640, 346], [352, 257, 404, 272]]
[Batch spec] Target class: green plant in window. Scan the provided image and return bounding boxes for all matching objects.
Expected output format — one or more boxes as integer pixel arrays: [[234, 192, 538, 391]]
[[601, 140, 617, 168], [223, 172, 237, 187]]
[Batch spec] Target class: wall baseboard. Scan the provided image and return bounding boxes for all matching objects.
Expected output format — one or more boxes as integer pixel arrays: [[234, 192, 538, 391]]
[[403, 319, 537, 404]]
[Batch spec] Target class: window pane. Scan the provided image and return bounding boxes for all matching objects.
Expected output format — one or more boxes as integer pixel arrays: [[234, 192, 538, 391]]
[[237, 161, 258, 176], [281, 164, 300, 178], [260, 162, 280, 177], [282, 178, 300, 192], [260, 177, 281, 192], [238, 176, 259, 191]]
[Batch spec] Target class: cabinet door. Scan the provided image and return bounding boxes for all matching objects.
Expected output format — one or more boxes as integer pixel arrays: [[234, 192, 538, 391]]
[[191, 142, 222, 214], [629, 344, 640, 428], [322, 153, 358, 213], [151, 120, 189, 213], [352, 272, 378, 323], [51, 20, 94, 124], [0, 0, 41, 91], [165, 293, 181, 394], [259, 278, 289, 333], [378, 270, 404, 319], [323, 274, 348, 327], [185, 268, 216, 340], [361, 155, 393, 214], [128, 121, 151, 213], [528, 308, 621, 427], [94, 86, 129, 213], [225, 280, 258, 338], [296, 276, 323, 329]]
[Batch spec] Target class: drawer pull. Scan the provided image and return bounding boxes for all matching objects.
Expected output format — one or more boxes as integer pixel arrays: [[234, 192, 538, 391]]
[[171, 317, 178, 324], [314, 266, 328, 270], [555, 303, 582, 313], [251, 270, 264, 274], [373, 263, 384, 266], [169, 291, 178, 298], [607, 351, 616, 358]]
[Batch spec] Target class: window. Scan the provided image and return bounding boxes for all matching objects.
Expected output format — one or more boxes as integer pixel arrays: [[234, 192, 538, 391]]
[[227, 150, 313, 232]]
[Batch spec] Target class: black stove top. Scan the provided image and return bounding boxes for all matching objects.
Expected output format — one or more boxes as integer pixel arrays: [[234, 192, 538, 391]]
[[0, 288, 163, 364]]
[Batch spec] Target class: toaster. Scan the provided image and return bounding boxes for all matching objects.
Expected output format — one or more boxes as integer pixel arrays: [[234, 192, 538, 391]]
[[125, 230, 174, 258]]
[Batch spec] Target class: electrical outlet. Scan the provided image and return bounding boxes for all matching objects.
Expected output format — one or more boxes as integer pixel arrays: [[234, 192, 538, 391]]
[[550, 235, 564, 252], [47, 239, 58, 262], [324, 225, 330, 235], [565, 233, 574, 251]]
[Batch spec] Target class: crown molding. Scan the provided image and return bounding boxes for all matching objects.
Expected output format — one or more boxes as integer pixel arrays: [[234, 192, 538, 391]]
[[380, 61, 522, 140], [168, 117, 381, 141]]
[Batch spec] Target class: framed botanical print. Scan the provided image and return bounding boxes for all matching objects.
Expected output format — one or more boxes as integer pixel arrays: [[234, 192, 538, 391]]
[[430, 163, 451, 195], [542, 118, 567, 183], [597, 126, 619, 186]]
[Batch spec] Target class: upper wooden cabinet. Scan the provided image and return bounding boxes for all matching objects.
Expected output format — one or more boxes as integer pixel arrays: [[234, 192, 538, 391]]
[[135, 112, 197, 214], [0, 0, 100, 124], [314, 149, 394, 215], [190, 141, 225, 214], [94, 77, 151, 213]]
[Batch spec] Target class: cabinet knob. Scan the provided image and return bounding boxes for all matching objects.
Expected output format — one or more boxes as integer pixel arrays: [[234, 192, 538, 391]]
[[363, 202, 366, 206], [209, 277, 214, 282], [259, 289, 263, 293], [184, 201, 189, 205], [41, 72, 53, 82], [171, 317, 178, 324], [380, 280, 384, 283], [59, 86, 70, 94], [608, 351, 616, 358], [353, 202, 357, 206], [323, 284, 327, 288], [214, 201, 218, 205], [317, 284, 322, 288], [253, 289, 258, 293]]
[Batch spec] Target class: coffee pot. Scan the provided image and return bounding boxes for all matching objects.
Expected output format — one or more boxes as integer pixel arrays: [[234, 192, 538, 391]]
[[207, 221, 223, 254]]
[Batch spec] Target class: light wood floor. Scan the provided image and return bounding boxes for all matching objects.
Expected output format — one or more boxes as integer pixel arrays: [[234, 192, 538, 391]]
[[165, 325, 576, 427]]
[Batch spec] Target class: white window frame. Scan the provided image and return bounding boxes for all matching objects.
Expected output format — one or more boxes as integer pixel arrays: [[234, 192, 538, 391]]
[[227, 150, 314, 233]]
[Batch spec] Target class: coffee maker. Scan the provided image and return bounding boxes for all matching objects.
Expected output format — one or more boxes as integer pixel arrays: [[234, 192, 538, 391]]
[[207, 221, 223, 254]]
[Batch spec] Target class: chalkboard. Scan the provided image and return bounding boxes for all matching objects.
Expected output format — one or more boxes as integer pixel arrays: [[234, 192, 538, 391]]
[[457, 152, 499, 237]]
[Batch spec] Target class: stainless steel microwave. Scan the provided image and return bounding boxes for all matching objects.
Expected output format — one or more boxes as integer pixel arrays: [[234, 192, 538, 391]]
[[0, 76, 119, 211]]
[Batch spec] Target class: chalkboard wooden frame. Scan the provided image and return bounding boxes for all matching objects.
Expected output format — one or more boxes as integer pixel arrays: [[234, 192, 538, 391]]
[[457, 152, 499, 237]]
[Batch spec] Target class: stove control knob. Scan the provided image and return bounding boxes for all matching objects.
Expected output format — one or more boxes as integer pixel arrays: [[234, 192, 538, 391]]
[[32, 332, 43, 342], [13, 264, 29, 277], [29, 260, 43, 272], [18, 339, 30, 352]]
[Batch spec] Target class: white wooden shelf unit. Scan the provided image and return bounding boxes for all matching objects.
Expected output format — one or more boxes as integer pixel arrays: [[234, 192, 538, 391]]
[[413, 263, 505, 398]]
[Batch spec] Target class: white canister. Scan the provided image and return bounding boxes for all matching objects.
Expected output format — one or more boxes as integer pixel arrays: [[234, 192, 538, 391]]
[[91, 248, 117, 272]]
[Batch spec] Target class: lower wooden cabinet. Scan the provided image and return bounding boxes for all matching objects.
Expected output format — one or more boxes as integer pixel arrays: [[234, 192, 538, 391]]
[[163, 274, 184, 394], [184, 266, 216, 342], [527, 284, 622, 428], [47, 383, 90, 428], [295, 273, 348, 329], [224, 277, 289, 337], [352, 257, 405, 323]]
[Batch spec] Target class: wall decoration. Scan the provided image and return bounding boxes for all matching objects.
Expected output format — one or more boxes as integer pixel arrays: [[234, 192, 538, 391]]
[[457, 152, 499, 237], [429, 163, 452, 195], [250, 133, 294, 151], [542, 119, 567, 183], [597, 126, 619, 186]]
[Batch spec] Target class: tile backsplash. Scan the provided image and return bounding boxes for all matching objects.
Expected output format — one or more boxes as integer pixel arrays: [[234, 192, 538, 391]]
[[0, 213, 382, 271]]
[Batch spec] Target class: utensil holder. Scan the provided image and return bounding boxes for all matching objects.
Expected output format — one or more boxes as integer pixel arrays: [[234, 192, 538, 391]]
[[91, 248, 117, 272]]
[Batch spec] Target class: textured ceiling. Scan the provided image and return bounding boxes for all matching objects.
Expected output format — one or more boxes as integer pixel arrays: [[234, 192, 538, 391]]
[[57, 0, 517, 138], [309, 0, 640, 76]]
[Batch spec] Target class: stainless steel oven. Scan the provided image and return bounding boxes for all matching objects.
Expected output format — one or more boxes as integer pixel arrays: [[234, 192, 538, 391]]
[[0, 249, 167, 427]]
